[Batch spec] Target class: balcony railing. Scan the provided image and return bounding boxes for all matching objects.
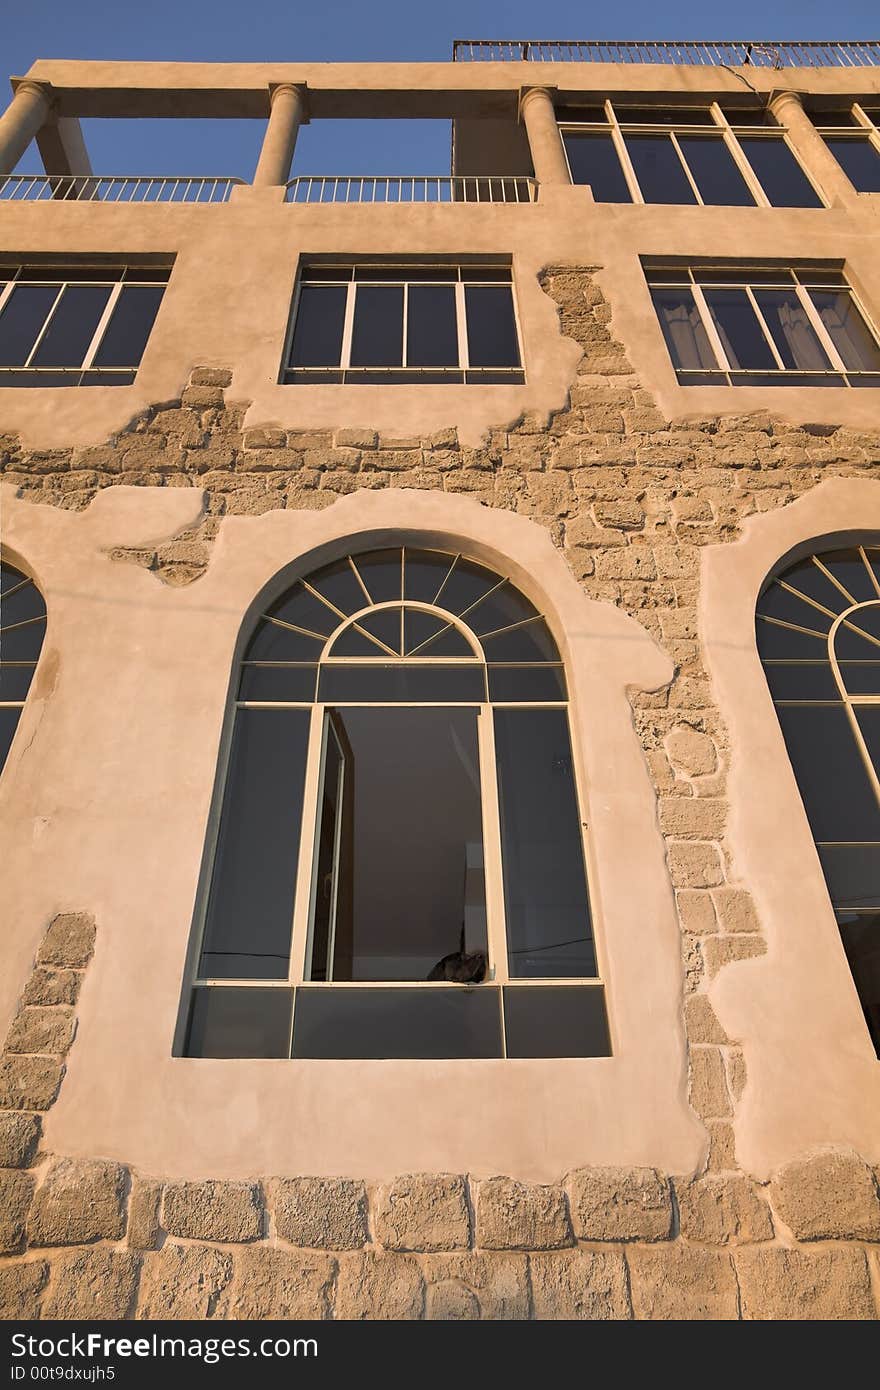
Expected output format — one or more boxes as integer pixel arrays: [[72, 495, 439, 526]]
[[0, 174, 242, 203], [285, 175, 537, 204], [452, 39, 880, 67]]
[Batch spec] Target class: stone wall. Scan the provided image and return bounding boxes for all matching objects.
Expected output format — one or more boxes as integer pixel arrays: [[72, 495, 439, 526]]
[[2, 266, 880, 1317]]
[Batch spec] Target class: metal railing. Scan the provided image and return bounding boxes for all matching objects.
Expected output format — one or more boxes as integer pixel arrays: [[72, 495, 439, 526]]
[[452, 39, 880, 67], [0, 174, 242, 203], [285, 175, 537, 204]]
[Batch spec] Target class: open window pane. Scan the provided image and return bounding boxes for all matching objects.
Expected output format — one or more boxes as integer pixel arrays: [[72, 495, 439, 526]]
[[494, 708, 595, 978], [407, 284, 458, 367], [198, 708, 310, 979], [703, 289, 776, 370], [737, 138, 822, 207], [350, 284, 404, 367], [823, 137, 880, 193], [563, 133, 632, 201], [677, 136, 755, 206], [810, 292, 880, 372], [287, 284, 347, 368], [31, 285, 112, 367], [624, 134, 697, 204]]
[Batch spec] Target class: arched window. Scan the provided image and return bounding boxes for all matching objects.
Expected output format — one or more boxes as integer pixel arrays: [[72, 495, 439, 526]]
[[757, 542, 880, 1055], [0, 560, 46, 773], [183, 547, 609, 1060]]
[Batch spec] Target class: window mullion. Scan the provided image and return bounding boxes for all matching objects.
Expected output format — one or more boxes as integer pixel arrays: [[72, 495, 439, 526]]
[[0, 278, 15, 319], [456, 279, 468, 370], [690, 281, 730, 372], [340, 280, 356, 370], [82, 279, 122, 369], [23, 283, 64, 367], [797, 281, 848, 373], [401, 280, 409, 368], [669, 130, 704, 204], [478, 700, 509, 984], [290, 703, 328, 986], [711, 102, 771, 206], [744, 284, 786, 371], [606, 101, 643, 203]]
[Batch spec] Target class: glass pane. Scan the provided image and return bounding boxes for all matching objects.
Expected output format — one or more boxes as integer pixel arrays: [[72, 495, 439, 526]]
[[677, 136, 755, 206], [198, 708, 310, 979], [562, 133, 632, 201], [309, 721, 344, 982], [350, 285, 404, 367], [624, 134, 697, 204], [753, 290, 831, 370], [403, 549, 457, 604], [773, 555, 850, 612], [264, 584, 340, 639], [30, 285, 111, 368], [185, 986, 292, 1058], [434, 557, 502, 615], [854, 706, 880, 777], [0, 665, 37, 700], [703, 289, 776, 370], [464, 286, 520, 368], [756, 615, 829, 659], [287, 284, 346, 369], [466, 582, 540, 636], [480, 619, 560, 662], [350, 549, 403, 605], [292, 986, 503, 1059], [245, 621, 325, 663], [407, 285, 458, 367], [617, 107, 716, 125], [503, 986, 611, 1057], [762, 662, 838, 701], [1, 562, 28, 594], [818, 847, 880, 911], [308, 557, 369, 617], [0, 708, 20, 770], [0, 617, 47, 661], [817, 549, 880, 604], [488, 666, 567, 702], [774, 704, 880, 843], [404, 607, 472, 657], [0, 577, 44, 626], [810, 292, 880, 373], [92, 285, 164, 368], [237, 665, 317, 701], [650, 288, 718, 371], [823, 138, 880, 193], [0, 285, 58, 366], [409, 624, 479, 659], [835, 610, 880, 660], [837, 663, 880, 696], [317, 664, 486, 704], [331, 608, 401, 656], [738, 137, 822, 207], [327, 625, 389, 658], [494, 709, 595, 978], [836, 913, 880, 1056], [314, 707, 487, 982]]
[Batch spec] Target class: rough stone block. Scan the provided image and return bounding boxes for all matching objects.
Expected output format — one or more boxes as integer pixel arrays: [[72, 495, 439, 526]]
[[707, 1123, 737, 1172], [138, 1244, 233, 1320], [5, 1006, 76, 1056], [736, 1246, 876, 1320], [676, 1175, 773, 1245], [220, 1245, 335, 1319], [127, 1177, 162, 1250], [271, 1176, 367, 1250], [676, 890, 718, 935], [28, 1158, 126, 1246], [0, 1055, 64, 1110], [565, 516, 626, 549], [667, 841, 725, 889], [163, 1180, 263, 1243], [0, 1171, 35, 1253], [335, 1251, 424, 1320], [567, 1167, 672, 1242], [0, 1260, 48, 1319], [423, 1253, 529, 1320], [530, 1250, 630, 1320], [594, 548, 657, 582], [21, 968, 81, 1007], [659, 799, 727, 840], [190, 367, 232, 387], [711, 887, 761, 933], [627, 1246, 738, 1319], [689, 1047, 732, 1118], [702, 935, 767, 977], [43, 1250, 139, 1320], [243, 428, 286, 449], [0, 1112, 41, 1168], [684, 994, 728, 1044], [475, 1177, 571, 1250], [36, 913, 96, 968], [335, 427, 378, 449], [375, 1173, 470, 1252], [181, 385, 224, 408], [769, 1148, 880, 1241]]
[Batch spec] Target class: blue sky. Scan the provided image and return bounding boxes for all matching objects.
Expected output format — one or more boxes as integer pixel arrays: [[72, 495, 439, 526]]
[[7, 0, 879, 179]]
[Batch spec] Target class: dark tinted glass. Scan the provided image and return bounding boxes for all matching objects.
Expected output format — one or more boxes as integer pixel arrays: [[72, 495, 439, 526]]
[[92, 285, 165, 368], [331, 607, 401, 656], [837, 913, 880, 1055], [756, 615, 828, 659], [774, 704, 880, 843], [350, 285, 404, 367], [494, 709, 595, 978], [703, 289, 776, 370], [752, 290, 831, 370], [762, 662, 838, 701], [563, 133, 632, 201], [31, 285, 112, 367], [467, 581, 539, 635], [0, 285, 58, 366], [0, 617, 46, 661], [625, 134, 697, 204], [811, 292, 880, 372], [198, 708, 310, 979], [480, 619, 560, 662], [818, 549, 880, 604], [677, 136, 755, 205], [835, 612, 880, 660], [237, 665, 317, 701], [308, 557, 369, 616], [464, 286, 520, 368], [818, 846, 880, 911], [0, 576, 44, 626], [488, 666, 567, 702], [403, 549, 456, 604], [309, 722, 344, 982], [0, 666, 38, 700], [288, 284, 346, 368], [264, 584, 340, 638], [823, 138, 880, 193], [185, 986, 292, 1058], [409, 624, 480, 659], [650, 288, 718, 371], [350, 549, 403, 604], [435, 558, 501, 615], [292, 986, 502, 1058], [618, 107, 716, 125], [738, 138, 823, 207], [0, 708, 20, 769], [407, 285, 458, 367], [772, 555, 848, 612], [503, 985, 611, 1057], [404, 608, 472, 657], [245, 621, 325, 663], [318, 664, 485, 703], [837, 662, 880, 696]]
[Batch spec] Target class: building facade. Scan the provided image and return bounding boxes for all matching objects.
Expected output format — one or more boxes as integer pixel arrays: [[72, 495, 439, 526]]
[[0, 40, 879, 1319]]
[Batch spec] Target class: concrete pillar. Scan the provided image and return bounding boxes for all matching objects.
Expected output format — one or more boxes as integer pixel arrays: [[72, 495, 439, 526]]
[[0, 80, 53, 176], [769, 90, 860, 209], [519, 87, 571, 186], [253, 84, 307, 187]]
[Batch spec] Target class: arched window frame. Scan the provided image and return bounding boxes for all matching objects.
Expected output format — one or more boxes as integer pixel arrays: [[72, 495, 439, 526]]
[[0, 553, 47, 776]]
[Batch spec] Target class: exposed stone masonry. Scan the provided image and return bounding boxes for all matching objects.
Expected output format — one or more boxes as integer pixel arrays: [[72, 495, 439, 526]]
[[2, 268, 880, 1317]]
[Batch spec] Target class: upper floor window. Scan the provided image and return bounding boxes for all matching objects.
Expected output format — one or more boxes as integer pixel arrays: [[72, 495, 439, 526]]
[[0, 560, 46, 771], [182, 546, 607, 1060], [811, 103, 880, 193], [559, 102, 822, 208], [0, 262, 170, 387], [281, 263, 524, 384], [646, 263, 880, 387], [757, 542, 880, 1055]]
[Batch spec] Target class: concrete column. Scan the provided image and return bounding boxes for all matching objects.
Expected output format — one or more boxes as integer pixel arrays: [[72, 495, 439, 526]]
[[253, 84, 307, 187], [37, 117, 93, 176], [519, 87, 571, 186], [0, 80, 53, 176], [768, 90, 860, 209]]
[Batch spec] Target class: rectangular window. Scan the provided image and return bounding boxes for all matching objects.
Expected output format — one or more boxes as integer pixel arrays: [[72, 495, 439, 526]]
[[281, 263, 524, 384], [646, 263, 880, 387], [0, 262, 170, 386], [811, 104, 880, 193], [560, 102, 821, 208]]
